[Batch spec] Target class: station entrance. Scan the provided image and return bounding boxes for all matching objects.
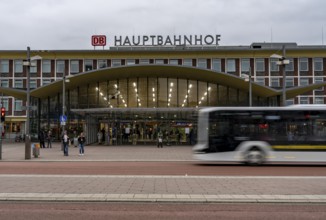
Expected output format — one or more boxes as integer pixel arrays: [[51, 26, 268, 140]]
[[72, 108, 198, 146]]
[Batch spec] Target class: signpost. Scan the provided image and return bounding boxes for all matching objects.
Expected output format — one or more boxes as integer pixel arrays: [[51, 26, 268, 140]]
[[60, 115, 67, 126]]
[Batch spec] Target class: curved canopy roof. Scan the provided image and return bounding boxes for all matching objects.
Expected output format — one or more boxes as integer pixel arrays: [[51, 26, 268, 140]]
[[1, 64, 325, 100]]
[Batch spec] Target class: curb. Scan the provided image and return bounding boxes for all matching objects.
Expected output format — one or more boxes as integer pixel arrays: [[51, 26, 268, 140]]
[[1, 193, 326, 203]]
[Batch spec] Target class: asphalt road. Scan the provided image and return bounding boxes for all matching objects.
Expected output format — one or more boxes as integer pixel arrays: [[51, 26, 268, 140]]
[[0, 161, 325, 176], [0, 202, 325, 220]]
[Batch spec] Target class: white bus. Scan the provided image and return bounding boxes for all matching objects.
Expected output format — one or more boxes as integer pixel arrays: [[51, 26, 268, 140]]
[[193, 106, 326, 164]]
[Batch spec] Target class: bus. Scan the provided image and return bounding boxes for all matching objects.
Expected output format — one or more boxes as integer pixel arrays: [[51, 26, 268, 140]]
[[193, 106, 326, 164]]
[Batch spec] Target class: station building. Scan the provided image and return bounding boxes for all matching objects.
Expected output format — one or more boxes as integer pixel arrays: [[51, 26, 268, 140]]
[[0, 41, 325, 145]]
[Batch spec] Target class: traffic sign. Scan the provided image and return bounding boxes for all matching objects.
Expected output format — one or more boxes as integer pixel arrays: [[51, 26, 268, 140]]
[[60, 115, 67, 122]]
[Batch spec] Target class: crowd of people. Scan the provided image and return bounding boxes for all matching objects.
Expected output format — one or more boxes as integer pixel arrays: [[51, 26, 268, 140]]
[[38, 129, 86, 157]]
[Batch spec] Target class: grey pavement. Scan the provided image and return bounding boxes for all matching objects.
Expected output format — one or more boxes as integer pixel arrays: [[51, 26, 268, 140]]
[[0, 141, 326, 203]]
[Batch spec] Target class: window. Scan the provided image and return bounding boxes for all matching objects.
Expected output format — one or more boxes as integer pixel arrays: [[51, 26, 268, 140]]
[[14, 79, 23, 88], [84, 60, 93, 71], [270, 58, 279, 72], [315, 97, 324, 104], [30, 79, 37, 89], [286, 78, 294, 87], [183, 59, 192, 67], [285, 58, 294, 71], [42, 60, 51, 73], [299, 78, 309, 86], [70, 60, 79, 73], [271, 78, 280, 87], [1, 99, 9, 110], [197, 59, 207, 69], [139, 59, 149, 64], [0, 60, 9, 73], [30, 60, 37, 73], [126, 59, 135, 65], [155, 59, 164, 64], [300, 97, 309, 104], [15, 100, 22, 111], [241, 58, 250, 73], [98, 59, 107, 68], [42, 79, 52, 86], [226, 59, 236, 72], [112, 59, 121, 67], [315, 77, 324, 91], [286, 99, 294, 106], [169, 59, 178, 65], [299, 58, 308, 71], [255, 77, 265, 86], [255, 58, 265, 72], [14, 60, 23, 73], [1, 79, 9, 87], [56, 60, 65, 73], [314, 58, 323, 71], [212, 59, 221, 72]]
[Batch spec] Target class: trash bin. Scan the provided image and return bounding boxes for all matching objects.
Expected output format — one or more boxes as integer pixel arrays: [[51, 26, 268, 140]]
[[32, 143, 40, 158]]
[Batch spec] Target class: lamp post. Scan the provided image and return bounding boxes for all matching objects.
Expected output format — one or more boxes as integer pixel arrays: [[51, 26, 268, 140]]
[[248, 67, 252, 107], [270, 45, 289, 106], [62, 75, 70, 134], [243, 67, 252, 107], [23, 47, 42, 159], [25, 47, 31, 159]]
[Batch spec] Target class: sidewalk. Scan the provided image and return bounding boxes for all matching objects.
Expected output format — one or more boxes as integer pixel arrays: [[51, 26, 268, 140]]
[[0, 142, 326, 203], [0, 142, 194, 162]]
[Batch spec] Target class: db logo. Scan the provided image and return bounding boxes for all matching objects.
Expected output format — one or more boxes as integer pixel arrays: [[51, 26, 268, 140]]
[[92, 35, 107, 46]]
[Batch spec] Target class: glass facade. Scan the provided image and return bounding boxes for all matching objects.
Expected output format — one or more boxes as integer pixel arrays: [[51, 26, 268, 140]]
[[33, 76, 272, 143]]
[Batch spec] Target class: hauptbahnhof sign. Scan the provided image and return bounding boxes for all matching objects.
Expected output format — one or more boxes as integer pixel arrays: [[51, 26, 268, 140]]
[[92, 35, 221, 47]]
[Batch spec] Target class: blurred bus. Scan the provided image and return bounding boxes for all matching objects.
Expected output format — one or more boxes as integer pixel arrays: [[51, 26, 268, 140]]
[[193, 106, 326, 164]]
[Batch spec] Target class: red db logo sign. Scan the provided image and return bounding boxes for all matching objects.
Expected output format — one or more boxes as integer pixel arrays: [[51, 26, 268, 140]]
[[92, 35, 107, 46]]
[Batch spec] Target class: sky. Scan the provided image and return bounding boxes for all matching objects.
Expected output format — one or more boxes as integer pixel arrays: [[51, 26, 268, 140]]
[[0, 0, 326, 50]]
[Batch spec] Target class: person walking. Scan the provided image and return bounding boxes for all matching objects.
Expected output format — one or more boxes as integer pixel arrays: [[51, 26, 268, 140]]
[[47, 130, 52, 148], [78, 132, 86, 156], [62, 130, 69, 156], [157, 131, 163, 148], [97, 130, 102, 144], [38, 130, 45, 148]]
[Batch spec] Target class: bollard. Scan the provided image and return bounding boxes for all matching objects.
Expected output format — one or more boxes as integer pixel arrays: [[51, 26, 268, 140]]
[[33, 143, 40, 158]]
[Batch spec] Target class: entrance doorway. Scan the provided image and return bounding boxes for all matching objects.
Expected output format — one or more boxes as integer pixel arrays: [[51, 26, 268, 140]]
[[84, 108, 198, 146]]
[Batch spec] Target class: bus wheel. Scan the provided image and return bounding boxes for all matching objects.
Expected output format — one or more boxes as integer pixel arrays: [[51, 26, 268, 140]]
[[244, 147, 265, 165]]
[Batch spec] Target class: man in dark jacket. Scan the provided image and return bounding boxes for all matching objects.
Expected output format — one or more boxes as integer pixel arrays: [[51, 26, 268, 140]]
[[38, 130, 45, 148]]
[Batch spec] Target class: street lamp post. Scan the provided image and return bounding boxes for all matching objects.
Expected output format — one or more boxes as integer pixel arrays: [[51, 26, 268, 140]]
[[249, 67, 252, 107], [271, 45, 289, 106], [25, 47, 31, 159], [243, 67, 252, 107], [62, 76, 70, 134], [23, 47, 42, 159]]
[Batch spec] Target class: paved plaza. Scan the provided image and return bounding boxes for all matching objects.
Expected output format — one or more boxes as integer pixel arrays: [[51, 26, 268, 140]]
[[0, 141, 326, 203], [0, 141, 194, 162]]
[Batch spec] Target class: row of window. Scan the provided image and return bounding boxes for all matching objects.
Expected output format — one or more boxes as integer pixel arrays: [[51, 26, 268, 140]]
[[1, 95, 324, 114], [0, 57, 324, 74], [0, 77, 323, 89]]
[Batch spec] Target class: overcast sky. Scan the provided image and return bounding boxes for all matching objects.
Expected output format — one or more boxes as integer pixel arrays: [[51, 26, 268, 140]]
[[1, 0, 325, 50]]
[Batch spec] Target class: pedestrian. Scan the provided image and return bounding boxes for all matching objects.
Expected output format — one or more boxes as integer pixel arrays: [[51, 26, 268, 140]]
[[73, 130, 78, 148], [157, 131, 163, 148], [47, 130, 52, 148], [97, 130, 102, 144], [78, 132, 86, 156], [62, 130, 69, 156], [38, 130, 45, 148]]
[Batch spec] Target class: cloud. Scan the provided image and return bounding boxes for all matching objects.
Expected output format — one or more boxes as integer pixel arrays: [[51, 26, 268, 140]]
[[0, 0, 325, 49]]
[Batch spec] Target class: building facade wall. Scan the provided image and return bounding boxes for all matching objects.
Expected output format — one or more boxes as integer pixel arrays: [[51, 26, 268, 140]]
[[0, 43, 326, 139]]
